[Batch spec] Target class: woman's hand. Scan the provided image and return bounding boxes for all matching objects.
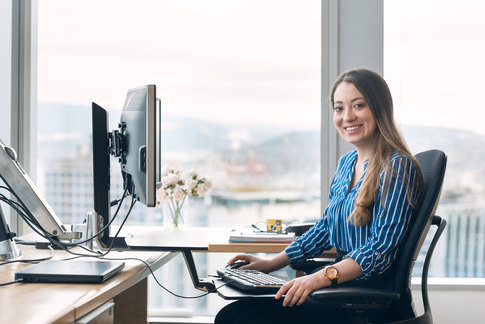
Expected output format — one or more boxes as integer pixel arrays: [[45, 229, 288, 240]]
[[226, 254, 273, 272], [274, 258, 364, 307], [227, 252, 291, 273], [274, 271, 329, 307]]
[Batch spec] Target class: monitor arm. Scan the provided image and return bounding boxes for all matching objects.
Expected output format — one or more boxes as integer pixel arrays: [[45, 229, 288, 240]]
[[108, 122, 127, 164], [0, 141, 81, 242]]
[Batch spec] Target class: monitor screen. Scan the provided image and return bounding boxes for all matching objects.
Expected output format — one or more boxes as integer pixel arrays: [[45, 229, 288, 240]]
[[119, 85, 159, 207], [91, 85, 160, 245]]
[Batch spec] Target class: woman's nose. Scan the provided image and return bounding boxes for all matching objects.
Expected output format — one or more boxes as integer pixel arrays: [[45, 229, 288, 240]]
[[343, 107, 355, 121]]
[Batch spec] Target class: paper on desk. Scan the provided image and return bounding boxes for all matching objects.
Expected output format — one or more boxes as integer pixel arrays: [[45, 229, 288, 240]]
[[228, 229, 295, 243]]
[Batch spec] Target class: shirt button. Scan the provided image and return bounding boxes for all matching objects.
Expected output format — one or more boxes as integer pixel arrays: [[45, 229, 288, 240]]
[[374, 252, 379, 256]]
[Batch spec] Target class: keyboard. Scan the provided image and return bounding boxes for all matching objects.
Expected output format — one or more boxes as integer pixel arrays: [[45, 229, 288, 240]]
[[217, 268, 288, 294]]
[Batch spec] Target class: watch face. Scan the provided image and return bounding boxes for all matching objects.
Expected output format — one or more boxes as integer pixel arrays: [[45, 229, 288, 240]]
[[326, 267, 338, 279]]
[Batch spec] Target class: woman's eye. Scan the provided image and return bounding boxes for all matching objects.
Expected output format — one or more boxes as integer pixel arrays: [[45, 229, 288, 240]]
[[354, 103, 365, 109], [333, 106, 342, 112]]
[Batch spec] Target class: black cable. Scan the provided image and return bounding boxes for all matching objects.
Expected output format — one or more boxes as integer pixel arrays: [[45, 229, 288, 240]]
[[0, 185, 223, 299], [0, 186, 129, 255], [61, 187, 130, 246], [0, 279, 23, 286], [61, 253, 226, 299], [0, 245, 55, 267]]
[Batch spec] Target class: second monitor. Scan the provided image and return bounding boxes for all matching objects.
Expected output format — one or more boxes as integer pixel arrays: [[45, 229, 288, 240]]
[[92, 84, 161, 248]]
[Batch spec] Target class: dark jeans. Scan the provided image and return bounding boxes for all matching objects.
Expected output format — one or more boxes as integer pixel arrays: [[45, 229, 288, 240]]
[[215, 251, 390, 324], [214, 298, 353, 324]]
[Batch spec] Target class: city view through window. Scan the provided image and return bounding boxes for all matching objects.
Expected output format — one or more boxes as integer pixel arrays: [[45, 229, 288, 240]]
[[35, 0, 485, 317], [36, 0, 321, 315]]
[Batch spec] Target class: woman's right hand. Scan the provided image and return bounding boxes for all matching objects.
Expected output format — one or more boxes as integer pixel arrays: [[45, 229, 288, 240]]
[[227, 252, 291, 273], [226, 254, 270, 272]]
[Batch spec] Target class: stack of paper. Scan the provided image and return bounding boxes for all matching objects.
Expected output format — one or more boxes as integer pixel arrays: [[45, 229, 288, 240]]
[[229, 229, 295, 243]]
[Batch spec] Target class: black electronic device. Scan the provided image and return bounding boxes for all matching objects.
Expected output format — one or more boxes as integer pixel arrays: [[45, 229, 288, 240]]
[[15, 259, 125, 284], [92, 86, 215, 293], [217, 268, 288, 294], [226, 261, 250, 270], [92, 84, 160, 249]]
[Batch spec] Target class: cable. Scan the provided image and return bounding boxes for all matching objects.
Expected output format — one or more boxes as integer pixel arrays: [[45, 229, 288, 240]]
[[0, 245, 55, 267], [61, 187, 130, 246], [61, 253, 225, 299], [0, 186, 129, 256], [0, 279, 22, 286], [0, 185, 224, 299]]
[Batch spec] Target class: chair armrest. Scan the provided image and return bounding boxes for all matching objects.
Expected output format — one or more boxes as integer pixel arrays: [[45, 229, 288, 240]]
[[310, 287, 400, 304]]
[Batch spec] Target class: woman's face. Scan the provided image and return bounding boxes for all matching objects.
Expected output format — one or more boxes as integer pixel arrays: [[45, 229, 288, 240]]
[[332, 81, 377, 152]]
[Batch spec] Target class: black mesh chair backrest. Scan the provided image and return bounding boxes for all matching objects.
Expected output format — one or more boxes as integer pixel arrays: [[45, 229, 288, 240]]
[[391, 150, 447, 317]]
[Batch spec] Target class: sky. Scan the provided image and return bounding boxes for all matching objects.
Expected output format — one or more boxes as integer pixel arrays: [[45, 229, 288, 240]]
[[384, 0, 485, 135], [37, 0, 321, 130], [36, 0, 485, 135]]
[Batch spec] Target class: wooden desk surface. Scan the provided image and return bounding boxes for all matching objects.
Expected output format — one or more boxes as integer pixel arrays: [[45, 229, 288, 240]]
[[0, 243, 175, 324]]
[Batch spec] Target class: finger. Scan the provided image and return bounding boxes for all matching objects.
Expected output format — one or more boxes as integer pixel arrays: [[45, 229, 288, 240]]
[[275, 281, 292, 300], [227, 254, 247, 265], [295, 288, 311, 306], [282, 284, 301, 307], [287, 286, 305, 307]]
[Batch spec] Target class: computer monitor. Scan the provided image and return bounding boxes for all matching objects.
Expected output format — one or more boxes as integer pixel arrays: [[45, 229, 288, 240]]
[[92, 85, 161, 247]]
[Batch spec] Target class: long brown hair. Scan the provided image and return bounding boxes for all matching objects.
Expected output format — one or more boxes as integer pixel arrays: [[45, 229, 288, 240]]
[[330, 69, 423, 226]]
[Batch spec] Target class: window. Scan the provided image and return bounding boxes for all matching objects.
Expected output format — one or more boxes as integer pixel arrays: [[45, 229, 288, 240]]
[[37, 0, 321, 315], [0, 0, 12, 225], [384, 0, 485, 278]]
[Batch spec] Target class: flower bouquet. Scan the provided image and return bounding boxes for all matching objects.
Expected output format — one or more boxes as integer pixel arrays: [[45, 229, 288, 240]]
[[157, 166, 211, 229]]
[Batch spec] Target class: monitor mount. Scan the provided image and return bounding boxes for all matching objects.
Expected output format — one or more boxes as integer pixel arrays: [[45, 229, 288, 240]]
[[0, 141, 82, 259], [0, 203, 21, 260]]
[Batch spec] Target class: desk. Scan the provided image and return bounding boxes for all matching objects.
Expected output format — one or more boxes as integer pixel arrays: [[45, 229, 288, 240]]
[[0, 243, 175, 324], [0, 228, 333, 323]]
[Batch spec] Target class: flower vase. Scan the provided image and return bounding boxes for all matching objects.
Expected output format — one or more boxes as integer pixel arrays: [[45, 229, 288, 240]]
[[163, 197, 189, 230]]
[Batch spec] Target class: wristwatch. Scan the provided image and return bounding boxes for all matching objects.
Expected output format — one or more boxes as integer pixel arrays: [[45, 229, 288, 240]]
[[324, 266, 338, 288]]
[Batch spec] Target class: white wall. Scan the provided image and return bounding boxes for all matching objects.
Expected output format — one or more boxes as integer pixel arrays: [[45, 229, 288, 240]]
[[412, 279, 485, 323]]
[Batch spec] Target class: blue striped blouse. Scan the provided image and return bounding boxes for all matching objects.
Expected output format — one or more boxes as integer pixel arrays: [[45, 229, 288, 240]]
[[285, 150, 420, 278]]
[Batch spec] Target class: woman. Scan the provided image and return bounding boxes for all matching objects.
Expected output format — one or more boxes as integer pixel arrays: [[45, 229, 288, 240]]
[[215, 68, 423, 324]]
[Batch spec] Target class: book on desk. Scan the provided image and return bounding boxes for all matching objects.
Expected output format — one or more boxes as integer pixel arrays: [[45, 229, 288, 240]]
[[229, 229, 295, 243]]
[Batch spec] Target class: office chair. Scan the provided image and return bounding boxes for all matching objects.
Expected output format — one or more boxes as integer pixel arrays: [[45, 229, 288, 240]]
[[292, 149, 447, 324]]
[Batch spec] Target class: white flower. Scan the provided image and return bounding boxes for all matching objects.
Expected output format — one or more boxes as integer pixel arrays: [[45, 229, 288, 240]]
[[157, 165, 211, 204], [161, 174, 179, 187], [195, 180, 212, 196], [184, 177, 198, 191], [172, 185, 186, 201]]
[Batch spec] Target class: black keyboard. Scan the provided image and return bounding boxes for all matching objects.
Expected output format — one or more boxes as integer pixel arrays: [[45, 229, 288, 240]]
[[217, 268, 288, 294]]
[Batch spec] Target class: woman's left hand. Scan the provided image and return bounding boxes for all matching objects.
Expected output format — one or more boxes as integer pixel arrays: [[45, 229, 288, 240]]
[[274, 271, 329, 307]]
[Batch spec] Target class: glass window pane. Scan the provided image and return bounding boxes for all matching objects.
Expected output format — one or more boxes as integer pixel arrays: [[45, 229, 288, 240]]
[[37, 0, 321, 315], [385, 0, 485, 278], [0, 0, 12, 225]]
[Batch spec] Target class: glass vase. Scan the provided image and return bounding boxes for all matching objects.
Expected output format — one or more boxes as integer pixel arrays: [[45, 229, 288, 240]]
[[163, 197, 189, 230]]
